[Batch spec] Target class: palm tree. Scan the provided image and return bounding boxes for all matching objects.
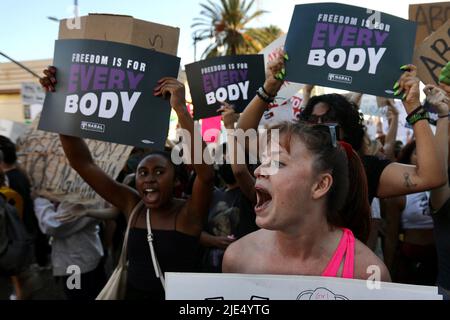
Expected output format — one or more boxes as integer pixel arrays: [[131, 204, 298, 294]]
[[192, 0, 283, 58]]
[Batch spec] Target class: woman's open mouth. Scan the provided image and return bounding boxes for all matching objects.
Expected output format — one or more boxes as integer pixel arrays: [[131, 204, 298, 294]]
[[255, 186, 272, 214], [143, 188, 160, 203]]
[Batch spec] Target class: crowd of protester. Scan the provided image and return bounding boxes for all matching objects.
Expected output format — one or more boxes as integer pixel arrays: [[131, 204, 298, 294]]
[[0, 50, 449, 300]]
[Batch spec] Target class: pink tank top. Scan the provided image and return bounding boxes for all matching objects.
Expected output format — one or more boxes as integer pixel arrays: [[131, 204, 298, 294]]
[[321, 228, 355, 278]]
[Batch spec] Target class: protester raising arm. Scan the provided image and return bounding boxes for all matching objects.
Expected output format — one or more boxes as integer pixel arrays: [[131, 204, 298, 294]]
[[153, 77, 215, 232], [383, 101, 400, 161], [237, 50, 286, 132], [376, 65, 447, 198], [426, 83, 450, 210], [218, 103, 256, 204]]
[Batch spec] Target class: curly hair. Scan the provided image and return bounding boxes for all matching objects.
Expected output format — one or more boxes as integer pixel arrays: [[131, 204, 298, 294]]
[[299, 94, 366, 152]]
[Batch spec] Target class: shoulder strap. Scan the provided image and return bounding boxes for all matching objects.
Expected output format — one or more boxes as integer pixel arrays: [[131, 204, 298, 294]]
[[117, 201, 144, 267], [146, 208, 165, 290], [342, 229, 355, 278], [321, 228, 355, 278]]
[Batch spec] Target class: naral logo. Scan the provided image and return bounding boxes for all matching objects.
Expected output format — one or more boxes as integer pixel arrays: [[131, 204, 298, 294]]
[[328, 73, 352, 84], [81, 121, 105, 133]]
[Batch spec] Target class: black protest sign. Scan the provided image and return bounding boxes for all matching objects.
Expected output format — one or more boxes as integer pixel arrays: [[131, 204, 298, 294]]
[[186, 55, 264, 120], [284, 3, 417, 98], [39, 39, 180, 149]]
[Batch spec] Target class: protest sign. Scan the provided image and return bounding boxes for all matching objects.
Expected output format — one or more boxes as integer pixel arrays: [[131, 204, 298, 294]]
[[16, 116, 132, 203], [59, 13, 180, 56], [0, 120, 28, 143], [38, 39, 180, 149], [258, 35, 304, 127], [284, 3, 416, 98], [186, 55, 265, 120], [409, 2, 450, 47], [201, 116, 221, 143], [413, 21, 450, 85], [21, 82, 45, 105], [166, 273, 442, 300], [259, 93, 303, 128], [259, 34, 303, 102]]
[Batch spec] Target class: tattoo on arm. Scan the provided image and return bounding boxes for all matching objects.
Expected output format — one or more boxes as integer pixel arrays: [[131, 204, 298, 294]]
[[403, 172, 418, 189]]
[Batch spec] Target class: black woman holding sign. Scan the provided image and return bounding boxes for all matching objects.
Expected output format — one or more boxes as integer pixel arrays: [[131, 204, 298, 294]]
[[41, 69, 215, 300]]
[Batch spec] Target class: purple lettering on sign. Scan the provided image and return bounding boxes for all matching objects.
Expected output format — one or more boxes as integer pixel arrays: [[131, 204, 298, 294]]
[[219, 71, 229, 87], [203, 74, 212, 92], [127, 71, 144, 90], [210, 72, 220, 90], [341, 26, 358, 47], [328, 24, 344, 47], [80, 65, 95, 91], [68, 64, 80, 93], [311, 23, 328, 48], [107, 68, 126, 90], [238, 70, 248, 82], [229, 70, 239, 83], [356, 29, 373, 46], [374, 31, 389, 46], [92, 66, 108, 90]]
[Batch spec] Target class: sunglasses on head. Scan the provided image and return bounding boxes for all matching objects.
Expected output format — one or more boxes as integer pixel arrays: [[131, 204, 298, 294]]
[[309, 123, 341, 148]]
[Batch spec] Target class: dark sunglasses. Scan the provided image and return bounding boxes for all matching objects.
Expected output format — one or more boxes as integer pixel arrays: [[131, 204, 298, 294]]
[[309, 123, 341, 148], [305, 111, 337, 124]]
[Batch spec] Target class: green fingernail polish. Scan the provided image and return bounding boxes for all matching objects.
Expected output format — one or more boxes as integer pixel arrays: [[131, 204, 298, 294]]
[[402, 93, 407, 100], [284, 53, 289, 60], [400, 65, 409, 71], [281, 68, 286, 75], [393, 82, 399, 90], [394, 89, 401, 96]]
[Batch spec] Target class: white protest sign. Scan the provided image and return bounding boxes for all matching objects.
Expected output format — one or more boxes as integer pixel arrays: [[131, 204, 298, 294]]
[[21, 82, 45, 105], [166, 273, 442, 300], [260, 34, 304, 101], [258, 35, 304, 127], [0, 120, 28, 143]]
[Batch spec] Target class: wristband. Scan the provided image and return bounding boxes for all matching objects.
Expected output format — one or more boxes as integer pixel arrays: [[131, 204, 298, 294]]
[[406, 105, 424, 118], [261, 86, 276, 98], [256, 87, 274, 103], [406, 110, 430, 126], [438, 113, 449, 119]]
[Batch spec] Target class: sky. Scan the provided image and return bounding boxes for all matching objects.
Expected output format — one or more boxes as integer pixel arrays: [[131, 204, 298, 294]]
[[0, 0, 446, 68]]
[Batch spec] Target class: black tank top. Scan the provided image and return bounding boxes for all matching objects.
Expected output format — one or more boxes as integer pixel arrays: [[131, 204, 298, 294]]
[[432, 196, 450, 290], [126, 219, 201, 300]]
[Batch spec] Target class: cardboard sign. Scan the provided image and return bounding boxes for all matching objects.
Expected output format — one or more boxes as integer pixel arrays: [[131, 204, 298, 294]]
[[186, 55, 265, 120], [166, 273, 442, 300], [409, 2, 450, 47], [38, 39, 180, 149], [59, 13, 180, 56], [284, 3, 416, 98], [413, 21, 450, 85], [16, 116, 132, 203]]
